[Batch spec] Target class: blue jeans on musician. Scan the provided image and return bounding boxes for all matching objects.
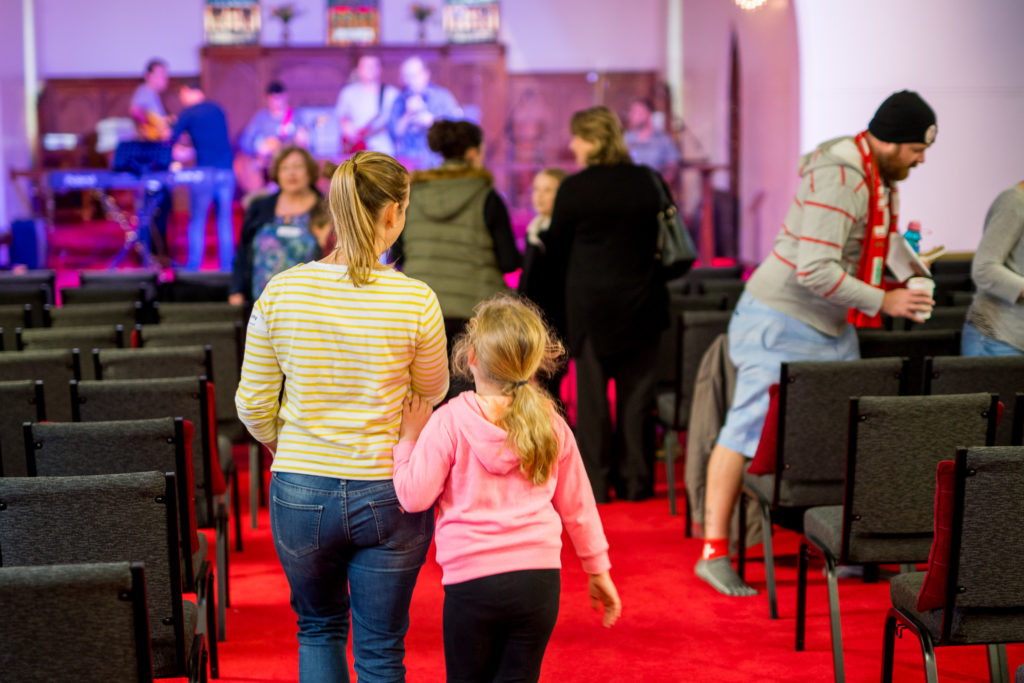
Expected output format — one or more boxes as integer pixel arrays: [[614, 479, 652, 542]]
[[270, 472, 434, 683], [962, 320, 1024, 357], [185, 171, 236, 271]]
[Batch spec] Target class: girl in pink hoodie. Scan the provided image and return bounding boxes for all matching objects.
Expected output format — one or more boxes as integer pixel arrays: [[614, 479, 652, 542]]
[[393, 294, 621, 682]]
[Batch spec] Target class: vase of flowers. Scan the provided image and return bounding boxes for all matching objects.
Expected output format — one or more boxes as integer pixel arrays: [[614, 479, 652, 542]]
[[410, 3, 435, 44], [272, 3, 298, 45]]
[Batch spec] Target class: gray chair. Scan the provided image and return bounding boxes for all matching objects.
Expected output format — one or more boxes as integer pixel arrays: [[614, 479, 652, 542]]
[[17, 325, 125, 380], [0, 268, 56, 299], [78, 268, 160, 293], [925, 356, 1024, 446], [883, 445, 1024, 683], [797, 393, 997, 683], [153, 302, 247, 326], [947, 290, 974, 307], [0, 379, 45, 477], [0, 471, 206, 681], [697, 279, 745, 310], [94, 345, 213, 382], [60, 286, 150, 306], [904, 305, 970, 333], [140, 321, 250, 535], [0, 349, 80, 421], [25, 416, 219, 675], [738, 357, 907, 620], [159, 271, 232, 302], [0, 562, 153, 682], [656, 309, 732, 518], [857, 329, 961, 395], [45, 301, 143, 328], [0, 284, 50, 326], [0, 303, 32, 351], [71, 376, 230, 641]]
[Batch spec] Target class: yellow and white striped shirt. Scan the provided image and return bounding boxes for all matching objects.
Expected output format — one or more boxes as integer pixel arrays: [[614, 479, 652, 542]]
[[236, 261, 449, 480]]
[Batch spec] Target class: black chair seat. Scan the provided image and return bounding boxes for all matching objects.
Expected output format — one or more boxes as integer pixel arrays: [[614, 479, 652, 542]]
[[805, 506, 932, 564]]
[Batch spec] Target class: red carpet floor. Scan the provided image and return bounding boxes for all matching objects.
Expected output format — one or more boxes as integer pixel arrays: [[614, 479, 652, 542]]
[[182, 462, 1022, 683]]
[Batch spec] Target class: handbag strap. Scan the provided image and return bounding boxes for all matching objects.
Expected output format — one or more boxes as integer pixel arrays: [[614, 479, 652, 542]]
[[646, 166, 675, 213]]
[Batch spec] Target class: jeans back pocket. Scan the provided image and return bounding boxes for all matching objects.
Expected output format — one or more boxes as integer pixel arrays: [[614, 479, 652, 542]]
[[271, 496, 324, 559], [368, 496, 432, 552]]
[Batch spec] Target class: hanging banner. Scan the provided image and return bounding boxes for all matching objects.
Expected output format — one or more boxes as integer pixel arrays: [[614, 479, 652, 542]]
[[443, 0, 499, 44], [204, 0, 261, 45], [328, 1, 380, 45]]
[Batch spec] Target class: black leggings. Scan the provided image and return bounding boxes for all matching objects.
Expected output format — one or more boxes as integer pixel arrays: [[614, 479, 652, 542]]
[[443, 569, 561, 683]]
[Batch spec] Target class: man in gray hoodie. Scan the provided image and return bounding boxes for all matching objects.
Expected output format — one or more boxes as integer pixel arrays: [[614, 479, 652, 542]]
[[696, 91, 938, 596]]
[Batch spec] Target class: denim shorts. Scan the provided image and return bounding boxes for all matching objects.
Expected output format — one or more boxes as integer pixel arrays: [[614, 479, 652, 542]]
[[718, 292, 859, 458], [961, 320, 1024, 357]]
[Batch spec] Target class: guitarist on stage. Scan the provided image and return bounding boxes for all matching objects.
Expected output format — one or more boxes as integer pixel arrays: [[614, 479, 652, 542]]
[[237, 82, 308, 194], [129, 58, 173, 258], [334, 55, 399, 156]]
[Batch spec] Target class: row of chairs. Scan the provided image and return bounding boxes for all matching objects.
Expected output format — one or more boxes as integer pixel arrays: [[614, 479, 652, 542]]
[[0, 268, 232, 306], [0, 414, 220, 680]]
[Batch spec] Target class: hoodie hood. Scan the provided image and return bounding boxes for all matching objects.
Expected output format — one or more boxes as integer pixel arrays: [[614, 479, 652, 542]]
[[410, 163, 493, 222], [446, 392, 522, 476], [797, 135, 865, 181]]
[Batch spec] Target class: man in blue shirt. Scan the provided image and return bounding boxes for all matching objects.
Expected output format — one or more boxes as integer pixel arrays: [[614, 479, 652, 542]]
[[171, 80, 237, 271], [388, 56, 462, 169]]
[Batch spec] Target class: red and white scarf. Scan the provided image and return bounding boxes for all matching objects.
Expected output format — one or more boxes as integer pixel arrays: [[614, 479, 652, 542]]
[[847, 131, 898, 328]]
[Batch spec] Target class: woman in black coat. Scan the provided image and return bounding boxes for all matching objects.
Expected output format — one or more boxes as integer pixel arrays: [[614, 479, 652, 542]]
[[543, 106, 669, 503]]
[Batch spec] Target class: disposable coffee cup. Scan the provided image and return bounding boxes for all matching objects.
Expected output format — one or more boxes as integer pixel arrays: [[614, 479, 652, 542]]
[[906, 276, 936, 320]]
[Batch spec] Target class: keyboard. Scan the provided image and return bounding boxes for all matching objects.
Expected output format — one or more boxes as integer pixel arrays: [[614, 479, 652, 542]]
[[47, 167, 233, 192]]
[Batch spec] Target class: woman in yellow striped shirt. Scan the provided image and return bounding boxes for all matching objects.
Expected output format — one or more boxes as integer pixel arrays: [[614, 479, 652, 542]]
[[236, 151, 449, 682]]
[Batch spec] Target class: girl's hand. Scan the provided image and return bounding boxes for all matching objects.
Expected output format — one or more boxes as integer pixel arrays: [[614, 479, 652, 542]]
[[588, 572, 622, 627], [399, 394, 433, 442]]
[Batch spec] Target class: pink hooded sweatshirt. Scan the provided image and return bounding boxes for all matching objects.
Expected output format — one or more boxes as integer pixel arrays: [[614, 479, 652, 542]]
[[392, 392, 611, 585]]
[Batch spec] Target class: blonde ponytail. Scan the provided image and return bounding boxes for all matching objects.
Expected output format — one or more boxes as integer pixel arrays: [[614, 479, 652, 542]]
[[327, 151, 409, 287], [452, 295, 566, 485]]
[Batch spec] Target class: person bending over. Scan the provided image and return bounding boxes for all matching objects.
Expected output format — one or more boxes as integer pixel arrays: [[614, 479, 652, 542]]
[[696, 90, 939, 596]]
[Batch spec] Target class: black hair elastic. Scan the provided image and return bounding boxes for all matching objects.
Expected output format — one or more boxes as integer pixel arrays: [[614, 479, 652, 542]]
[[514, 380, 528, 388]]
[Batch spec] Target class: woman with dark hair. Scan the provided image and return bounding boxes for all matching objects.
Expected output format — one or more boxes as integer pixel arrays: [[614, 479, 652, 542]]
[[543, 106, 670, 503], [229, 145, 324, 305], [397, 119, 521, 395]]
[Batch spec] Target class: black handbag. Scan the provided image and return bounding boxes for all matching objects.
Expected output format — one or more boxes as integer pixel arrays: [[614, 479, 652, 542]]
[[648, 167, 697, 280]]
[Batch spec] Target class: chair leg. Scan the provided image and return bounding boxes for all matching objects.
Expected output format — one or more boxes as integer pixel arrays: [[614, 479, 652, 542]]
[[665, 428, 677, 516], [891, 608, 939, 683], [206, 569, 220, 678], [736, 490, 747, 579], [795, 540, 808, 651], [215, 503, 229, 641], [881, 609, 899, 683], [258, 445, 268, 508], [684, 488, 693, 538], [230, 467, 242, 552], [248, 441, 260, 529], [823, 552, 846, 683], [758, 500, 779, 620], [987, 644, 1009, 683]]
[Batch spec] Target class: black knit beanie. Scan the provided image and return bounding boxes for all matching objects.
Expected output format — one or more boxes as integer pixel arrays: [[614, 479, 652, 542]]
[[868, 90, 937, 145]]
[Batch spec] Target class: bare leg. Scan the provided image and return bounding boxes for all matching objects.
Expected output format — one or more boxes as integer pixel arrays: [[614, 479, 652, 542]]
[[694, 443, 757, 596]]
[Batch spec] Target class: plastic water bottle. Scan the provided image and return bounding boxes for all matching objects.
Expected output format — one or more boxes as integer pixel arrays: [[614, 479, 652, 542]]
[[903, 221, 922, 253]]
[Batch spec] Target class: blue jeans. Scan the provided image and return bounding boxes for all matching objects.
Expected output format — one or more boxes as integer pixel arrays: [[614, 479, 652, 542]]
[[185, 170, 236, 271], [270, 472, 434, 683], [962, 320, 1024, 357]]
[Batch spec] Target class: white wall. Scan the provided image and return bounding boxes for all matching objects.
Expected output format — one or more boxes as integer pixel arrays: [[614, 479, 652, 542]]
[[36, 0, 667, 77], [794, 0, 1024, 253], [0, 0, 29, 233]]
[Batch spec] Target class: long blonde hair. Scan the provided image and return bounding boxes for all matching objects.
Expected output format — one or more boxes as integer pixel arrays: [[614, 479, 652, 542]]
[[452, 295, 565, 485], [327, 151, 409, 287]]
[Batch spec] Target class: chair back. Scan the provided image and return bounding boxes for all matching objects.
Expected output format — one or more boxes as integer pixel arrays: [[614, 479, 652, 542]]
[[675, 310, 733, 429], [941, 446, 1024, 643], [857, 329, 961, 394], [78, 269, 160, 292], [0, 285, 49, 326], [698, 279, 745, 309], [0, 471, 188, 677], [0, 380, 44, 477], [0, 303, 32, 351], [139, 322, 243, 427], [0, 349, 80, 421], [159, 270, 231, 302], [26, 416, 199, 593], [0, 562, 153, 683], [94, 345, 212, 382], [774, 357, 906, 507], [904, 306, 969, 332], [1015, 393, 1023, 446], [154, 301, 246, 325], [60, 286, 149, 306], [46, 301, 142, 328], [843, 393, 996, 563], [0, 268, 56, 297], [71, 377, 216, 528], [926, 356, 1024, 446]]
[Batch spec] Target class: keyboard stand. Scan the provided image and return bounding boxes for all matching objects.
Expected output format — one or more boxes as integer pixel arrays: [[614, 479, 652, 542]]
[[96, 186, 163, 270]]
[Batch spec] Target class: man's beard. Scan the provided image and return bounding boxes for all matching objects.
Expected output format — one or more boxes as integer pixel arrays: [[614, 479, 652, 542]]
[[877, 152, 913, 182]]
